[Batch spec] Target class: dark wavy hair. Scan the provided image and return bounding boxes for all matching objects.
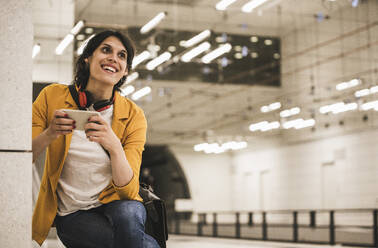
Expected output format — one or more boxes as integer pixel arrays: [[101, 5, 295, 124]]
[[73, 30, 135, 90]]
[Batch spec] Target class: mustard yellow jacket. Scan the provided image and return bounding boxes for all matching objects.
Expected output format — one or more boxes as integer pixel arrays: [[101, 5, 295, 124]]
[[32, 84, 147, 245]]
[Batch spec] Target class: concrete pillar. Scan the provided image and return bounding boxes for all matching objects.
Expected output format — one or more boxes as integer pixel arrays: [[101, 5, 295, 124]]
[[0, 0, 33, 247]]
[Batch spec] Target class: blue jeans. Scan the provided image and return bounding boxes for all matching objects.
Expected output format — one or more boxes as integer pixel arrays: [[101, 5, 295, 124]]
[[55, 200, 160, 248]]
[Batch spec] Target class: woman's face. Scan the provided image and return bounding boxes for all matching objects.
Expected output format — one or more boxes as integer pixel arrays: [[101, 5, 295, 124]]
[[86, 36, 128, 87]]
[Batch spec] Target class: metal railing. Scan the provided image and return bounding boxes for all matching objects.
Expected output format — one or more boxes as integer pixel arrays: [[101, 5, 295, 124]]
[[169, 209, 378, 247]]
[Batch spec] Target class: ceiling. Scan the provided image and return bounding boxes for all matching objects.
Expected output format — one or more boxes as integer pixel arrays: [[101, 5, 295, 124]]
[[32, 0, 378, 151]]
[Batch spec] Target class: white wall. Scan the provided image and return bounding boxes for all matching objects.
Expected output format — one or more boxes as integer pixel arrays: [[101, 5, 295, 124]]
[[232, 129, 378, 211], [171, 147, 233, 213], [32, 0, 74, 84], [169, 128, 377, 226]]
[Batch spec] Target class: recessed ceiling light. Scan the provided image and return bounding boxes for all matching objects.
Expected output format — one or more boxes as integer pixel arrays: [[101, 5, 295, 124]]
[[273, 53, 280, 59], [85, 27, 93, 34], [76, 34, 85, 41], [264, 39, 272, 45], [168, 45, 176, 52], [250, 36, 258, 43], [216, 36, 225, 43], [251, 52, 258, 58], [234, 45, 242, 52], [234, 53, 243, 59]]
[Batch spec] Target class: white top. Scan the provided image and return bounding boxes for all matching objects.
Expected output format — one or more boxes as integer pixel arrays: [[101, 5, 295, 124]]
[[57, 105, 114, 216]]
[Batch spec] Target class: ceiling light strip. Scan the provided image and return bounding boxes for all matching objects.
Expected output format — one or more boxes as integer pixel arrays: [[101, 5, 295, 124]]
[[146, 52, 172, 70], [140, 12, 167, 34], [354, 85, 378, 97], [201, 43, 232, 64], [181, 30, 211, 48], [216, 0, 238, 10], [71, 20, 85, 35], [77, 34, 95, 55], [336, 78, 361, 91], [126, 72, 139, 84], [132, 86, 152, 100], [120, 85, 135, 96], [261, 102, 281, 113], [132, 51, 151, 69], [241, 0, 269, 13], [55, 34, 74, 55], [181, 42, 211, 62], [56, 20, 85, 55], [32, 44, 41, 59]]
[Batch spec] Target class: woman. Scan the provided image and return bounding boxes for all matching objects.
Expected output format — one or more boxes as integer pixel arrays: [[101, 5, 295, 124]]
[[32, 30, 159, 248]]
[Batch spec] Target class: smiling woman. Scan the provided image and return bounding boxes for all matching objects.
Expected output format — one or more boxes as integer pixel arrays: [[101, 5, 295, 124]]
[[32, 30, 160, 248]]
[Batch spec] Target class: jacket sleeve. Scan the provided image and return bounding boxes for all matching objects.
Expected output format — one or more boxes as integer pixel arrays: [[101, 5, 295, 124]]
[[112, 107, 147, 200], [32, 87, 49, 139]]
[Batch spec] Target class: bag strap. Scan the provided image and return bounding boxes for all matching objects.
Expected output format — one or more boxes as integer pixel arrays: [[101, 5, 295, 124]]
[[68, 84, 86, 110]]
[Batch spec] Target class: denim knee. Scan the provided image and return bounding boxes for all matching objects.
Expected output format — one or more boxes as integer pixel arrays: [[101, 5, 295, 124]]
[[105, 200, 146, 228]]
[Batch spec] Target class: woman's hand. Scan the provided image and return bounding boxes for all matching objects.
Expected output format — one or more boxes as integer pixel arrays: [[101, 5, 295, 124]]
[[84, 115, 122, 153], [46, 110, 75, 139]]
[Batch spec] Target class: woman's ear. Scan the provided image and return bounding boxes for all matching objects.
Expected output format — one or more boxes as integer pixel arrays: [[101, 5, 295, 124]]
[[84, 58, 89, 63]]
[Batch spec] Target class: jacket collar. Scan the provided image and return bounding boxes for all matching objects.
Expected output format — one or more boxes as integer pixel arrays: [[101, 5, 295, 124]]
[[64, 86, 78, 109], [113, 91, 130, 120]]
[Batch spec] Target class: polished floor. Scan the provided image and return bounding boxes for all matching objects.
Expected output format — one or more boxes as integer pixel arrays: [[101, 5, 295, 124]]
[[35, 235, 364, 248]]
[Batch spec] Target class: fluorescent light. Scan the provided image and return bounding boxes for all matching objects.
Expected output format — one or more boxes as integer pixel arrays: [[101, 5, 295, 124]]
[[132, 51, 151, 69], [126, 72, 139, 84], [194, 141, 247, 154], [241, 0, 269, 13], [260, 121, 280, 132], [132, 86, 152, 100], [283, 118, 315, 129], [249, 121, 267, 131], [204, 143, 224, 154], [140, 12, 167, 34], [361, 100, 378, 111], [71, 20, 85, 35], [260, 102, 281, 113], [32, 44, 41, 59], [280, 107, 301, 118], [201, 43, 232, 64], [295, 119, 315, 129], [216, 0, 238, 10], [146, 51, 171, 70], [76, 34, 95, 55], [249, 121, 279, 132], [181, 30, 211, 48], [354, 85, 378, 97], [269, 102, 281, 110], [55, 34, 74, 55], [181, 42, 211, 62], [355, 88, 370, 97], [194, 143, 209, 151], [319, 102, 358, 114], [120, 85, 135, 96], [371, 86, 378, 93], [336, 78, 361, 91]]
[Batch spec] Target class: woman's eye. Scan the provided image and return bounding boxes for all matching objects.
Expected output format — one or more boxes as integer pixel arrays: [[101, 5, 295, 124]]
[[119, 53, 126, 59], [102, 47, 110, 53]]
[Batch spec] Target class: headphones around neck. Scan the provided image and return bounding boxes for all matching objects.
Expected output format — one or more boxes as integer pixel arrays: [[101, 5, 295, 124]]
[[68, 84, 114, 112]]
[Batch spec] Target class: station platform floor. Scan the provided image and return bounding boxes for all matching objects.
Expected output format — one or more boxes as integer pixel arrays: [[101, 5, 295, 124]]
[[37, 234, 365, 248]]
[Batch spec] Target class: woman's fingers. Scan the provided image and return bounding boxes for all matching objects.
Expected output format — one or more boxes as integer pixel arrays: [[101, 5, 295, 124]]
[[52, 110, 76, 132]]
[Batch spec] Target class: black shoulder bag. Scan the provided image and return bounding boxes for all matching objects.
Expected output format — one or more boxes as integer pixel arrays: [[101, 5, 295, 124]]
[[139, 183, 169, 248]]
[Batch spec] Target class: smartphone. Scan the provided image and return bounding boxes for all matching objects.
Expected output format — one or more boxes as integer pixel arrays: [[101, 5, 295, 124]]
[[61, 109, 101, 130]]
